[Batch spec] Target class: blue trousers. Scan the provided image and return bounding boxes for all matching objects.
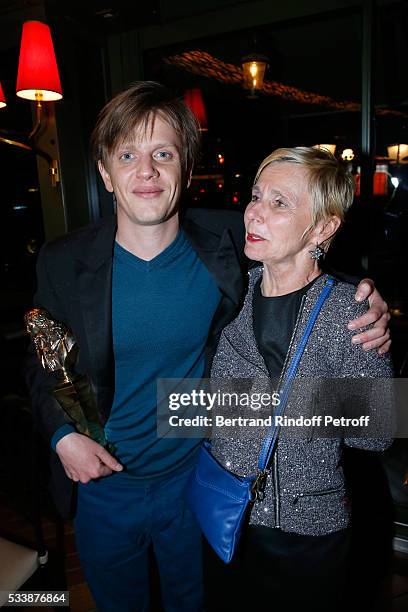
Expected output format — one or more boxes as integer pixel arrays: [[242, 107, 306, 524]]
[[74, 467, 203, 612]]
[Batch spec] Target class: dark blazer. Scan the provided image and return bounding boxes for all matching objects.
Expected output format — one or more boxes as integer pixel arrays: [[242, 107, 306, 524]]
[[25, 209, 246, 518]]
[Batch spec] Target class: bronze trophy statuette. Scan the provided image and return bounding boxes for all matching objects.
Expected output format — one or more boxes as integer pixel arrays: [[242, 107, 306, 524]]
[[25, 308, 115, 453]]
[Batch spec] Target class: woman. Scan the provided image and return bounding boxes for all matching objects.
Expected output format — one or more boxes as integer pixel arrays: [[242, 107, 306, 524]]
[[208, 147, 393, 610]]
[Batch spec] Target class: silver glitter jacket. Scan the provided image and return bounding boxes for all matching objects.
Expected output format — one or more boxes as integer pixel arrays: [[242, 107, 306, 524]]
[[210, 267, 393, 536]]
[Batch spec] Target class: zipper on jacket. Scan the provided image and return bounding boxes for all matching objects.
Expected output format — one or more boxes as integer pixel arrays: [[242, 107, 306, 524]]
[[292, 484, 344, 505], [272, 293, 307, 528]]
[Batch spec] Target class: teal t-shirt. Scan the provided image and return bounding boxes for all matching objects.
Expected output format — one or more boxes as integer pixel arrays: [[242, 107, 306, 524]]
[[105, 230, 221, 478]]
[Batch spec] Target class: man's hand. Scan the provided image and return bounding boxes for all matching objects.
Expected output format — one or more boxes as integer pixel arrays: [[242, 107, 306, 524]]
[[56, 432, 123, 484], [347, 278, 391, 355]]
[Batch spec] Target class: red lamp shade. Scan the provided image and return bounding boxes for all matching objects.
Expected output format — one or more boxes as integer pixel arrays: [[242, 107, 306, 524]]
[[16, 21, 62, 102], [0, 82, 6, 108], [184, 89, 208, 131]]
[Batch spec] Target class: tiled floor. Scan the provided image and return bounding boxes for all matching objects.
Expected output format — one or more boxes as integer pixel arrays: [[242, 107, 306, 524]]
[[1, 500, 408, 612]]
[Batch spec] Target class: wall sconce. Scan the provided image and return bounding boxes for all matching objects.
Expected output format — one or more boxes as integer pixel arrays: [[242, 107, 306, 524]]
[[341, 148, 355, 161], [242, 53, 268, 97], [0, 20, 63, 186], [0, 83, 6, 109], [184, 89, 208, 131], [373, 163, 388, 196], [313, 144, 336, 155], [387, 144, 408, 164]]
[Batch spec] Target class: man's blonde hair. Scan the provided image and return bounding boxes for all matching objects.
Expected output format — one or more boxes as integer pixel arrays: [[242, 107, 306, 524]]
[[254, 146, 355, 249]]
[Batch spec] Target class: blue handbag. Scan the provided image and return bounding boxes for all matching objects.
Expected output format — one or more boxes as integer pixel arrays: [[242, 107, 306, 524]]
[[186, 278, 335, 563]]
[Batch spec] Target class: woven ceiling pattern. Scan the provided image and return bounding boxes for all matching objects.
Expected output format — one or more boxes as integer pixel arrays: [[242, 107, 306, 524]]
[[165, 50, 404, 117]]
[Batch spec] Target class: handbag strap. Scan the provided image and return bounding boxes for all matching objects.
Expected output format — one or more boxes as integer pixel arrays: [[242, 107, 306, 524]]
[[257, 277, 336, 472]]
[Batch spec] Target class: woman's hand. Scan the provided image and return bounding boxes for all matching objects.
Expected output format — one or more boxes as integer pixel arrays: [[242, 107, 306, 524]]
[[347, 278, 391, 355]]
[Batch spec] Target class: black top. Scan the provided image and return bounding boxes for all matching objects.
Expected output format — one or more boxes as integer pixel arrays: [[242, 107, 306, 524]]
[[252, 275, 322, 378]]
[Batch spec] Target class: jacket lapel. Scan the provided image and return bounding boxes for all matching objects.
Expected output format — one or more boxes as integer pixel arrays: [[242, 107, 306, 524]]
[[182, 216, 245, 306], [182, 215, 246, 366], [75, 216, 116, 419]]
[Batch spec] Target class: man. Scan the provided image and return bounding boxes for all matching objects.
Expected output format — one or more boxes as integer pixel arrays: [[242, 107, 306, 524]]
[[25, 82, 390, 612]]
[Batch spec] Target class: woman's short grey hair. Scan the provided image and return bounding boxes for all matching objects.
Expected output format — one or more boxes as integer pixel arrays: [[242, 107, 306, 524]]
[[254, 146, 355, 249]]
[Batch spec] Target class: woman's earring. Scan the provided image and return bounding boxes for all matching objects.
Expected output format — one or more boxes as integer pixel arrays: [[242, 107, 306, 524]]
[[309, 244, 325, 261]]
